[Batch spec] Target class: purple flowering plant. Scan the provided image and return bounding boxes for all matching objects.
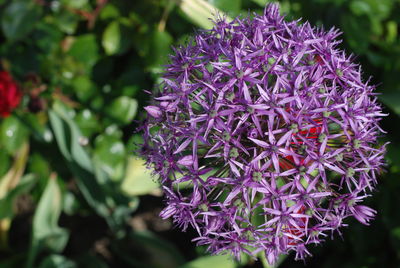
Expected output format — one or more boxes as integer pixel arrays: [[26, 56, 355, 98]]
[[140, 4, 387, 264]]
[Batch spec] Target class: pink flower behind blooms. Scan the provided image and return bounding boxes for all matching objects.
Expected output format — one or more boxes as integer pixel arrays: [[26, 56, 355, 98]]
[[139, 4, 387, 263], [0, 71, 21, 117]]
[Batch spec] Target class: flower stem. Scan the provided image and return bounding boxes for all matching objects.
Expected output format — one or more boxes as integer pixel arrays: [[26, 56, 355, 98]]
[[158, 0, 176, 32]]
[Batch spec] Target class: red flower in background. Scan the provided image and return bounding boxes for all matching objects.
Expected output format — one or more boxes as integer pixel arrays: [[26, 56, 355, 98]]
[[0, 71, 21, 117]]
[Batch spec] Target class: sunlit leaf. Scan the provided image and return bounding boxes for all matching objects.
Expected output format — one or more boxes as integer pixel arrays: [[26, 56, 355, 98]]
[[0, 143, 29, 199], [0, 143, 30, 249], [102, 21, 121, 55], [121, 158, 159, 196], [179, 0, 232, 29], [386, 21, 398, 43], [105, 96, 138, 124]]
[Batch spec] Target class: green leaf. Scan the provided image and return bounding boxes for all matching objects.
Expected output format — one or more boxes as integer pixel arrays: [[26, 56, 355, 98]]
[[90, 95, 105, 111], [145, 29, 173, 71], [0, 116, 29, 155], [49, 103, 93, 171], [28, 153, 51, 180], [349, 0, 372, 16], [386, 21, 397, 43], [72, 75, 96, 102], [75, 109, 100, 137], [49, 104, 132, 228], [93, 133, 126, 181], [105, 96, 138, 124], [33, 22, 64, 53], [48, 107, 106, 211], [0, 174, 36, 219], [0, 143, 30, 199], [18, 113, 53, 143], [68, 34, 99, 68], [1, 1, 42, 41], [362, 0, 392, 19], [99, 3, 120, 20], [179, 255, 236, 268], [48, 110, 72, 161], [179, 0, 232, 29], [0, 150, 10, 177], [121, 157, 159, 196], [51, 102, 92, 171], [341, 15, 370, 54], [31, 176, 67, 246], [50, 8, 80, 34], [102, 20, 132, 56], [28, 175, 69, 266], [102, 21, 121, 55]]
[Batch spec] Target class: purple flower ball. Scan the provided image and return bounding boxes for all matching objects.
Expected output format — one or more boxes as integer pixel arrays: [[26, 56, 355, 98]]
[[140, 4, 387, 264]]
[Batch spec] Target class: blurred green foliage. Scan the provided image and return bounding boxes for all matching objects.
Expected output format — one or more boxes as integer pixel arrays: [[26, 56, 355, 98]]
[[0, 0, 399, 267]]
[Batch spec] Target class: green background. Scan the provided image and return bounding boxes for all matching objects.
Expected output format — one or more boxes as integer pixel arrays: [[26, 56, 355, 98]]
[[0, 0, 399, 267]]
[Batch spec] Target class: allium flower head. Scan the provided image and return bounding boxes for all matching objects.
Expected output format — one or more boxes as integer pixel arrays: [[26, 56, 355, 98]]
[[140, 4, 386, 263]]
